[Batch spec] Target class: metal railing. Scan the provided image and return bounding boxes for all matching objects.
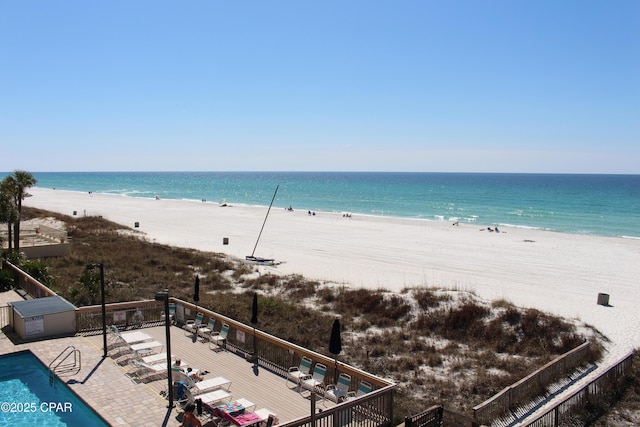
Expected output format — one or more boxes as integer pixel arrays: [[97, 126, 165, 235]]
[[76, 300, 164, 333], [48, 345, 81, 387]]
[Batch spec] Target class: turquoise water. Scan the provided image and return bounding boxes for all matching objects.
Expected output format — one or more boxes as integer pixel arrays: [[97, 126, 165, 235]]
[[0, 351, 109, 426], [25, 171, 640, 238]]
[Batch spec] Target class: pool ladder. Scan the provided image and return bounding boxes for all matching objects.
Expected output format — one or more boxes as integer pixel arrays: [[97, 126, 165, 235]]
[[48, 345, 81, 387]]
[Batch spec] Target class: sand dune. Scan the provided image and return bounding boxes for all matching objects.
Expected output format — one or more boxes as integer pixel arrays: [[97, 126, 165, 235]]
[[25, 187, 640, 361]]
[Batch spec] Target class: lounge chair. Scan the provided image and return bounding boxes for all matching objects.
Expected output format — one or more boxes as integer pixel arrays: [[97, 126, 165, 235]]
[[301, 363, 327, 394], [194, 376, 232, 394], [141, 353, 175, 365], [346, 380, 372, 400], [197, 389, 232, 406], [132, 360, 167, 374], [177, 372, 232, 394], [120, 330, 153, 344], [178, 387, 231, 418], [106, 325, 131, 351], [286, 355, 313, 389], [254, 409, 278, 427], [209, 322, 229, 351], [198, 317, 216, 341], [129, 340, 163, 354], [325, 373, 351, 403], [185, 312, 205, 337], [234, 397, 256, 412], [128, 360, 167, 383]]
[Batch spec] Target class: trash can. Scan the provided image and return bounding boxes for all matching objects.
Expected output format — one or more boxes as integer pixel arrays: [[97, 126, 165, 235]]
[[223, 237, 229, 245], [597, 293, 609, 306], [134, 222, 139, 228]]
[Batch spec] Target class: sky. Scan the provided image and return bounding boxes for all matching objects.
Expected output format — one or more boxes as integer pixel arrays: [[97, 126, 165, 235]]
[[1, 1, 638, 174]]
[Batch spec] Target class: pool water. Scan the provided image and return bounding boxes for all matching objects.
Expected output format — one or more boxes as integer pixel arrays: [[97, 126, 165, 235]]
[[0, 351, 109, 426]]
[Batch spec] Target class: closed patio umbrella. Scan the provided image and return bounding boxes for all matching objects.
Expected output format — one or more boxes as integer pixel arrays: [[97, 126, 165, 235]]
[[329, 318, 342, 382], [194, 275, 200, 316], [251, 293, 258, 356], [251, 293, 258, 325]]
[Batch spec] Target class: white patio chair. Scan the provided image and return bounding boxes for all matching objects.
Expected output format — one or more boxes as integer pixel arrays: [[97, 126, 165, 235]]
[[209, 322, 229, 351], [286, 355, 313, 389], [184, 312, 205, 337], [325, 372, 352, 403], [198, 317, 216, 341], [301, 363, 327, 395]]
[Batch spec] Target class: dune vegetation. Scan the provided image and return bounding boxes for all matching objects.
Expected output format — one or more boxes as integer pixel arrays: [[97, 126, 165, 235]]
[[6, 206, 629, 422]]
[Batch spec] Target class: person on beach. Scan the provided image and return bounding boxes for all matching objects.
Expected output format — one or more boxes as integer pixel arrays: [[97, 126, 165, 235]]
[[178, 403, 202, 427]]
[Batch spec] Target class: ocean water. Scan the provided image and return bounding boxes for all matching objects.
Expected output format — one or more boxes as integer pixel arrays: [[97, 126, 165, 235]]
[[24, 172, 640, 239]]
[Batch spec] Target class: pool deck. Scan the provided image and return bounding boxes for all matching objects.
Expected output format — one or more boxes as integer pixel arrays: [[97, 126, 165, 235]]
[[0, 290, 325, 427]]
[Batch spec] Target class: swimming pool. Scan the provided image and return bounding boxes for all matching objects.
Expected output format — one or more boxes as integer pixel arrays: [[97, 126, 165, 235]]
[[0, 351, 109, 426]]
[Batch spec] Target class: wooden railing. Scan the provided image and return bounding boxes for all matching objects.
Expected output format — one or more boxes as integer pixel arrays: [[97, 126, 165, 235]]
[[280, 384, 396, 427], [523, 351, 633, 427], [3, 260, 57, 298], [442, 409, 476, 427], [404, 405, 443, 427], [472, 341, 591, 425], [176, 299, 393, 390]]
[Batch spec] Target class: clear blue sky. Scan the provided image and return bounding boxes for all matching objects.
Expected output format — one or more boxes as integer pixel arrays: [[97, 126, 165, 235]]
[[1, 1, 638, 173]]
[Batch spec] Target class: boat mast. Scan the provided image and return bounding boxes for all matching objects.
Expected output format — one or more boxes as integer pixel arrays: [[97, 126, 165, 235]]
[[250, 185, 279, 258]]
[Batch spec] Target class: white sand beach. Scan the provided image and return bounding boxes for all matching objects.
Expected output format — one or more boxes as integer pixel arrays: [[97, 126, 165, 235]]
[[25, 188, 640, 362]]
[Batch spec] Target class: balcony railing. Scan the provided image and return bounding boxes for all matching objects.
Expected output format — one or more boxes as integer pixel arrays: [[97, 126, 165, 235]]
[[76, 298, 396, 426]]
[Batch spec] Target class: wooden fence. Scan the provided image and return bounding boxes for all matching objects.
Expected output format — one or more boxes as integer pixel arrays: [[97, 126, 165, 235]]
[[282, 385, 395, 427], [174, 299, 393, 391], [523, 351, 633, 427], [2, 260, 57, 298], [404, 405, 443, 427], [473, 342, 591, 425]]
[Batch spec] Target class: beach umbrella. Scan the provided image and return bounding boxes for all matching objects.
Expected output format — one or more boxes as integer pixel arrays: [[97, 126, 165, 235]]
[[329, 318, 342, 382]]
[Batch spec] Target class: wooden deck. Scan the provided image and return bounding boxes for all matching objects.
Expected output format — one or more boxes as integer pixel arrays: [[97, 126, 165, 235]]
[[89, 324, 334, 424]]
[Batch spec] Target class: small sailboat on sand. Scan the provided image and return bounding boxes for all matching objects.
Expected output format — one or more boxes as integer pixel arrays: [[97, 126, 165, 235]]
[[246, 185, 280, 265]]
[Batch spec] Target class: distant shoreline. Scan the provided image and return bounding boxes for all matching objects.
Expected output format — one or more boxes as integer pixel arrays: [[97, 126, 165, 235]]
[[25, 187, 640, 364], [29, 172, 640, 239], [33, 186, 640, 240]]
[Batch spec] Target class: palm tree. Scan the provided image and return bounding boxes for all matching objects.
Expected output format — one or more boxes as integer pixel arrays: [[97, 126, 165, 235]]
[[2, 170, 37, 252], [0, 189, 17, 250]]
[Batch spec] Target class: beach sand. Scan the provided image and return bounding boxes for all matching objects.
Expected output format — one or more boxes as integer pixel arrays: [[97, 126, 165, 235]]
[[25, 188, 640, 362]]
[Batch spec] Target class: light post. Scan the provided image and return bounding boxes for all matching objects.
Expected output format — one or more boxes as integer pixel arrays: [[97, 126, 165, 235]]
[[155, 289, 173, 408], [86, 263, 107, 358]]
